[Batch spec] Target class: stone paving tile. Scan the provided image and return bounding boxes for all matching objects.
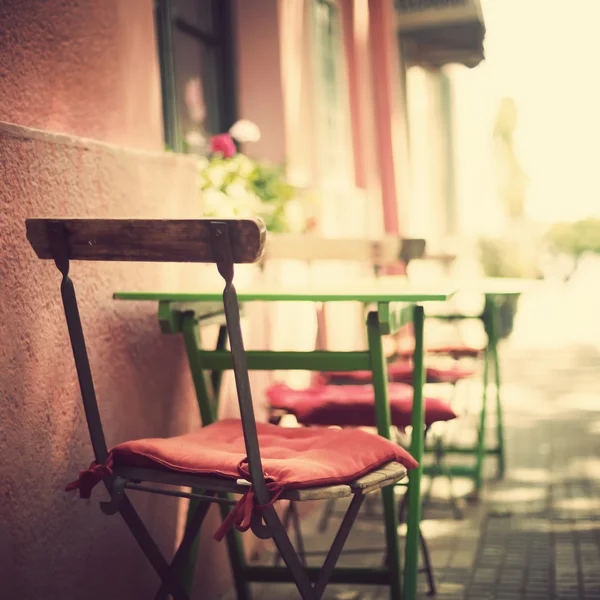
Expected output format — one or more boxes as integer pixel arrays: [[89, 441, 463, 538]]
[[252, 293, 600, 599]]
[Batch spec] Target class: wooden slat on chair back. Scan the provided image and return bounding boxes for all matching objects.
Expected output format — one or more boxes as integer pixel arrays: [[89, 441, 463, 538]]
[[26, 218, 266, 264], [262, 234, 426, 267], [262, 234, 398, 264], [400, 238, 426, 266]]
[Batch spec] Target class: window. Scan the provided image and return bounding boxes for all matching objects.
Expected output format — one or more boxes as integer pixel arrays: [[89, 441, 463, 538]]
[[154, 0, 237, 153]]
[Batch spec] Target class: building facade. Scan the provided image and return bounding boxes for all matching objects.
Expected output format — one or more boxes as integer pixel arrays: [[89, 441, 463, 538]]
[[0, 1, 482, 598]]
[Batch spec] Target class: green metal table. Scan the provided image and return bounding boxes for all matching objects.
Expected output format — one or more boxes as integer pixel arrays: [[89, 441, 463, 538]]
[[421, 277, 535, 498], [114, 283, 456, 600]]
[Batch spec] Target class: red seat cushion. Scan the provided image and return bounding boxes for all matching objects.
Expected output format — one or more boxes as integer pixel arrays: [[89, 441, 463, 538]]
[[267, 383, 456, 429], [67, 419, 418, 541], [67, 419, 417, 499], [110, 418, 417, 485], [321, 360, 475, 385]]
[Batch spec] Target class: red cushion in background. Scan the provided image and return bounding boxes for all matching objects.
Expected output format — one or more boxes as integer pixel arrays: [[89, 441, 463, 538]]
[[389, 361, 417, 382], [426, 364, 476, 383], [321, 360, 475, 385], [397, 344, 482, 359], [112, 418, 418, 488], [319, 370, 377, 385], [318, 362, 413, 384], [427, 345, 482, 358], [267, 383, 456, 430]]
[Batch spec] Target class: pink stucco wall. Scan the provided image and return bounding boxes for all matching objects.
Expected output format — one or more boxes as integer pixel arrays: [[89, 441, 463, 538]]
[[0, 0, 164, 151], [0, 1, 250, 598], [234, 0, 287, 164], [0, 123, 218, 599], [1, 1, 411, 597], [369, 0, 404, 235]]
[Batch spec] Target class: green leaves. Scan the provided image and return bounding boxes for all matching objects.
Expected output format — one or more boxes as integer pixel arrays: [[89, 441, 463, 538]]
[[198, 153, 304, 233], [545, 218, 600, 257], [478, 236, 541, 281]]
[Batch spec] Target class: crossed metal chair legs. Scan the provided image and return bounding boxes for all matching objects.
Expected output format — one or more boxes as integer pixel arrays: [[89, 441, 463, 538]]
[[100, 472, 378, 600], [305, 425, 466, 597], [273, 502, 307, 567], [276, 491, 438, 597], [98, 477, 219, 600]]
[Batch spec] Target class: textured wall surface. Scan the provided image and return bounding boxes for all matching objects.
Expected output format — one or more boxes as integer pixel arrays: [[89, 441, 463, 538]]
[[0, 0, 163, 151], [0, 1, 253, 598], [0, 122, 252, 600]]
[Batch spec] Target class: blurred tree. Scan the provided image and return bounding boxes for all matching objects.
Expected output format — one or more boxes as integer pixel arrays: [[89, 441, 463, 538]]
[[493, 97, 529, 221], [546, 217, 600, 257], [544, 217, 600, 280], [479, 98, 538, 337]]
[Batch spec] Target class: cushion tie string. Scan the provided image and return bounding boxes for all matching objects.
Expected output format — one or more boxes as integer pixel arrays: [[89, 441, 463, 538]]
[[65, 454, 284, 541], [65, 453, 114, 499], [213, 458, 283, 542]]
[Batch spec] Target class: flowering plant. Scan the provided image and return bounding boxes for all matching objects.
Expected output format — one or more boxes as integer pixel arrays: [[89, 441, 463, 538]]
[[197, 120, 314, 233]]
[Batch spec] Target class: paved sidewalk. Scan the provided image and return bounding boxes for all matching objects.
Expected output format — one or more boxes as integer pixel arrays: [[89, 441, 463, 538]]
[[253, 286, 600, 600], [422, 341, 600, 600]]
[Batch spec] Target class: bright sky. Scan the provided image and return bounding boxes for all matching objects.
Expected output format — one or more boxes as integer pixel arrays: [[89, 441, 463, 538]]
[[452, 0, 600, 232]]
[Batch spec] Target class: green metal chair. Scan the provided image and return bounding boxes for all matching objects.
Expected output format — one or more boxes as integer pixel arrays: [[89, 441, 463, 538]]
[[26, 217, 417, 600]]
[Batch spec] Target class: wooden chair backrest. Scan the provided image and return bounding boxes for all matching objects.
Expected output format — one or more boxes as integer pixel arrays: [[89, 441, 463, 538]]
[[26, 218, 266, 264]]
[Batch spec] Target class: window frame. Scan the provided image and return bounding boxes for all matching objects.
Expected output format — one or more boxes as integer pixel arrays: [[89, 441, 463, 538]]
[[154, 0, 238, 152]]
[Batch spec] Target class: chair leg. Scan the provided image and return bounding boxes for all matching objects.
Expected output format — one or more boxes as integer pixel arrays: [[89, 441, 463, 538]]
[[219, 498, 252, 600], [273, 502, 294, 566], [317, 498, 337, 533], [366, 310, 404, 600], [155, 493, 215, 600], [421, 468, 435, 517], [420, 427, 434, 519], [363, 489, 376, 516], [396, 486, 438, 595], [398, 483, 409, 523], [117, 493, 191, 600], [261, 493, 366, 600], [419, 527, 437, 596], [492, 338, 505, 479], [261, 506, 317, 600], [472, 344, 490, 500], [429, 437, 463, 520], [312, 493, 364, 600], [273, 501, 307, 567], [392, 494, 436, 596], [435, 445, 463, 520], [290, 502, 307, 566]]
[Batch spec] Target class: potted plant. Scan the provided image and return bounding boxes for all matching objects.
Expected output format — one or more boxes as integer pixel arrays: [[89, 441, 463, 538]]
[[197, 121, 316, 235], [478, 237, 540, 338]]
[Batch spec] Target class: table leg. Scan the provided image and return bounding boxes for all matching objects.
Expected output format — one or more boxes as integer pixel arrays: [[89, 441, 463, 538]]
[[473, 336, 489, 497], [181, 314, 251, 600], [489, 299, 505, 479], [366, 311, 402, 600], [404, 305, 425, 600], [422, 296, 508, 501], [210, 324, 228, 404]]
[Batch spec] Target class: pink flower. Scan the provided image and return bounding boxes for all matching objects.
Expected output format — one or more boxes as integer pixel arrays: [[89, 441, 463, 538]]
[[210, 133, 236, 158]]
